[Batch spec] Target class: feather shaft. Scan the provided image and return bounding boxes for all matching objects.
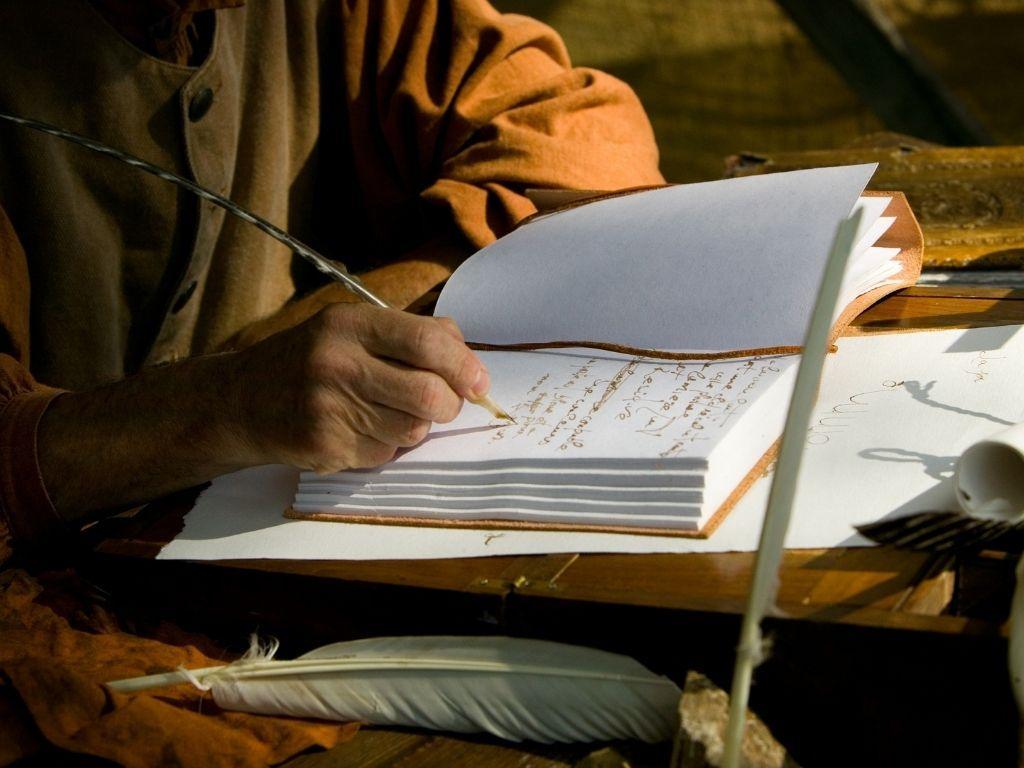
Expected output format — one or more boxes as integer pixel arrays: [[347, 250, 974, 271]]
[[721, 211, 863, 768], [0, 110, 384, 305], [108, 666, 226, 693], [109, 658, 669, 692]]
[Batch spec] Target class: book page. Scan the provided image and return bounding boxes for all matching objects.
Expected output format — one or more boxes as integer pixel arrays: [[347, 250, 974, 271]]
[[435, 164, 877, 352], [319, 349, 798, 471], [158, 326, 1024, 561]]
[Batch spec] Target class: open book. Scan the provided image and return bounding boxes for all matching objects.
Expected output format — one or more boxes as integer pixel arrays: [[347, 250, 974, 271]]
[[287, 164, 923, 537]]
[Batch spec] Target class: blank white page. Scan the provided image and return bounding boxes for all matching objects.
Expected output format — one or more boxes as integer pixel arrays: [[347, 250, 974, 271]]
[[435, 164, 877, 352]]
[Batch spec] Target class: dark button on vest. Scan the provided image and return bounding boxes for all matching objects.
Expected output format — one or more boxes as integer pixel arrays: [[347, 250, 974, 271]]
[[188, 87, 215, 122]]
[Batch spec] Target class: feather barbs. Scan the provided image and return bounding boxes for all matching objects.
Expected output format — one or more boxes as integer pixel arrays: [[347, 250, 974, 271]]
[[108, 635, 681, 744]]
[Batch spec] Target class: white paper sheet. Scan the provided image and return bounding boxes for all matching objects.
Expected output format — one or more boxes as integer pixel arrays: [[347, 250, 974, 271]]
[[294, 350, 798, 526], [158, 325, 1024, 561], [434, 165, 878, 352]]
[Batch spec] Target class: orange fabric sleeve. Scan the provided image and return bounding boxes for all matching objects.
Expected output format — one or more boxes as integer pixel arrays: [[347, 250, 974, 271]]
[[0, 204, 65, 561], [339, 0, 665, 250]]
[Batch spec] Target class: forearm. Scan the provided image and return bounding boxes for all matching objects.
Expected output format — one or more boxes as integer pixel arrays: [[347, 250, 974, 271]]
[[37, 352, 254, 521], [34, 303, 489, 527]]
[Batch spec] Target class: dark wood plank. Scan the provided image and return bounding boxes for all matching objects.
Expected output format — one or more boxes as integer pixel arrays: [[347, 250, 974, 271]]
[[282, 729, 585, 768], [282, 729, 668, 768], [897, 286, 1024, 301], [849, 295, 1024, 333], [512, 548, 967, 631]]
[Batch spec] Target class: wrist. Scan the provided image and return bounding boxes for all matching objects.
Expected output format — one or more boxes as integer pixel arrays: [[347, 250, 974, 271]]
[[33, 350, 270, 520], [190, 350, 265, 468]]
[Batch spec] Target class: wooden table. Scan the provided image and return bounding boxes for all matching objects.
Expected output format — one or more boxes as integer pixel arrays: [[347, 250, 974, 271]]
[[84, 286, 1024, 768]]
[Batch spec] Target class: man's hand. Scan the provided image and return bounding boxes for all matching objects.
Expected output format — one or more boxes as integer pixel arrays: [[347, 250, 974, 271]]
[[37, 304, 488, 519], [228, 304, 487, 472]]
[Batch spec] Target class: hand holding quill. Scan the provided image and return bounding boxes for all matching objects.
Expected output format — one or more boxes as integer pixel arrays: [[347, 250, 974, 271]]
[[0, 110, 512, 424], [224, 304, 497, 473]]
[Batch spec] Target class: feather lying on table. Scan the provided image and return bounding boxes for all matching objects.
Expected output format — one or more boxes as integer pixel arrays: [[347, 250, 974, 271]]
[[107, 635, 681, 744]]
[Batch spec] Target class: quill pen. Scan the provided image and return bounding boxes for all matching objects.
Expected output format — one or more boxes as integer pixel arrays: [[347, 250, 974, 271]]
[[721, 209, 863, 768], [0, 110, 512, 422], [107, 635, 681, 744]]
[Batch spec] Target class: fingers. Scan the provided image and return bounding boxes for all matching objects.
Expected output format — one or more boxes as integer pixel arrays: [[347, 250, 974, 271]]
[[354, 357, 464, 424], [247, 305, 482, 473], [300, 394, 427, 471], [355, 403, 433, 448], [294, 306, 482, 473], [434, 316, 465, 342], [305, 432, 397, 473], [361, 309, 488, 400], [309, 399, 431, 471]]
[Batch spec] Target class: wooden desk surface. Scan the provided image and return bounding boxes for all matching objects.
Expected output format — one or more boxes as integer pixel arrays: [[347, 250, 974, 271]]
[[83, 286, 1024, 766], [91, 286, 1024, 631]]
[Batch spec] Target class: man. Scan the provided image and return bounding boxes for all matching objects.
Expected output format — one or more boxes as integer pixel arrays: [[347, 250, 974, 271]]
[[0, 0, 663, 553]]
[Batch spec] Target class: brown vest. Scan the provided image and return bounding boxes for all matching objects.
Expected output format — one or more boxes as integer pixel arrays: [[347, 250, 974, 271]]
[[0, 0, 347, 389]]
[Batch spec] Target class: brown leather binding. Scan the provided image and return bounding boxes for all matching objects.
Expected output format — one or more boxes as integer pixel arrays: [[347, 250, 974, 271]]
[[826, 191, 923, 348]]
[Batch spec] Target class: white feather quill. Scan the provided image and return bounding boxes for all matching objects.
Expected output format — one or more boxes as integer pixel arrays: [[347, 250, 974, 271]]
[[721, 210, 863, 767], [108, 635, 681, 744]]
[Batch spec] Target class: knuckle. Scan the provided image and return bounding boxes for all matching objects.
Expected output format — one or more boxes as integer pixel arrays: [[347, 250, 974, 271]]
[[417, 375, 446, 414], [436, 392, 463, 423], [360, 305, 395, 344], [374, 442, 397, 464], [316, 303, 344, 332], [404, 417, 431, 446], [321, 303, 369, 337], [321, 302, 351, 325], [352, 442, 396, 469], [312, 444, 356, 474], [410, 320, 443, 361], [436, 316, 464, 341]]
